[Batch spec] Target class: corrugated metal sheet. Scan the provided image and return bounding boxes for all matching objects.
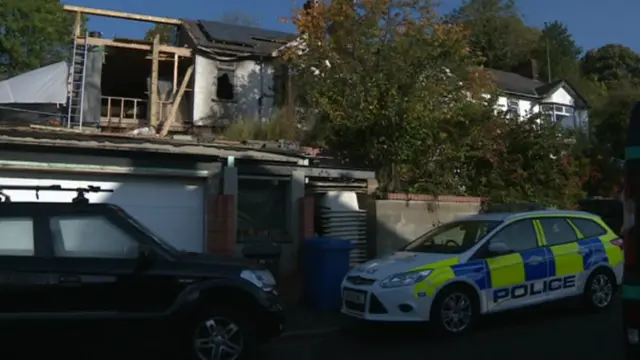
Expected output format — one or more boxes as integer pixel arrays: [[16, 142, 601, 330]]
[[318, 209, 368, 266], [317, 191, 369, 266]]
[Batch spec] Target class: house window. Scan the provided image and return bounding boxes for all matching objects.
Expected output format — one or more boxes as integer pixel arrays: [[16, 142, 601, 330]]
[[554, 105, 575, 128], [216, 62, 236, 101], [507, 99, 520, 118], [541, 104, 576, 128]]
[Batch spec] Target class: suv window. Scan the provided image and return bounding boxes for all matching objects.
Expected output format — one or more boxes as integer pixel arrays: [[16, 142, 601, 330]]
[[0, 217, 35, 256], [50, 215, 139, 259], [538, 218, 578, 246], [489, 220, 538, 252], [570, 218, 608, 238]]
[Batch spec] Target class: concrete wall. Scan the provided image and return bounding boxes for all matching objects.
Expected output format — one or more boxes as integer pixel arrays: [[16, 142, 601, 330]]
[[375, 194, 482, 257], [192, 55, 277, 126]]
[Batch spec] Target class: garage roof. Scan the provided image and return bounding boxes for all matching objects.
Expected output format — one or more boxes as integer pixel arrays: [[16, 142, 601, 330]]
[[0, 127, 307, 164]]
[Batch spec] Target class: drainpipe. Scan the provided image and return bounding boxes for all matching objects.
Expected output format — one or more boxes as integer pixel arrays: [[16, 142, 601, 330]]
[[258, 55, 264, 121]]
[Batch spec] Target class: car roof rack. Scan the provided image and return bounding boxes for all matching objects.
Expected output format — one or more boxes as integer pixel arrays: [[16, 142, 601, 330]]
[[0, 185, 114, 205]]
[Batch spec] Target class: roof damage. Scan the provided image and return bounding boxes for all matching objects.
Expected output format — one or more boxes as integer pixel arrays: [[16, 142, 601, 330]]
[[183, 20, 296, 56]]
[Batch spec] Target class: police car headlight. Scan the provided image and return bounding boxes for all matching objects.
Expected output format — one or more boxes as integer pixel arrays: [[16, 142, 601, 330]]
[[380, 270, 432, 288], [241, 269, 276, 291]]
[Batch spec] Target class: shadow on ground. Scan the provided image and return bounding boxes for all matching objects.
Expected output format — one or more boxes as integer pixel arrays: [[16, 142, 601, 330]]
[[265, 298, 623, 360]]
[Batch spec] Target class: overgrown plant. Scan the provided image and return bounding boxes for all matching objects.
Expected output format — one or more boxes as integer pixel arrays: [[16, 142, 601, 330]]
[[222, 111, 299, 141], [283, 0, 495, 192]]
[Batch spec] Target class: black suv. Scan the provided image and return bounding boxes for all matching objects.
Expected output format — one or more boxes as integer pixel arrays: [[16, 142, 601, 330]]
[[0, 185, 284, 359]]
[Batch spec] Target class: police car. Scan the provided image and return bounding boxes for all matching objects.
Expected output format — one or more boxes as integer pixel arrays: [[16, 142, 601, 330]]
[[341, 210, 623, 334]]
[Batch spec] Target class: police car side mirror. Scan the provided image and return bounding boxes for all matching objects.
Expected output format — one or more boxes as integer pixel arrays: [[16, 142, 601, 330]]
[[488, 242, 510, 255]]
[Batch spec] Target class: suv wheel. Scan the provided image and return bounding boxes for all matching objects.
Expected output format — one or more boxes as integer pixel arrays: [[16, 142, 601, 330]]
[[188, 307, 256, 360]]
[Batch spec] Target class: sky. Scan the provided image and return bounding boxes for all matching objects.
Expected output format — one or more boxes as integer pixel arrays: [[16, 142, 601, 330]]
[[63, 0, 640, 53]]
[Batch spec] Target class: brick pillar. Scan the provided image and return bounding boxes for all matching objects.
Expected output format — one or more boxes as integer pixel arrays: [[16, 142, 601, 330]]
[[206, 194, 236, 255], [279, 196, 315, 306], [299, 196, 315, 241]]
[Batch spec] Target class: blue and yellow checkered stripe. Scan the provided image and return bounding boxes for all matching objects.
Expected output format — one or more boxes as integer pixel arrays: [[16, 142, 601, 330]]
[[413, 227, 623, 297]]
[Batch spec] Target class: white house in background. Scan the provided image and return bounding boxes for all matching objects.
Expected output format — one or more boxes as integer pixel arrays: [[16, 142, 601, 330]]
[[487, 66, 589, 129]]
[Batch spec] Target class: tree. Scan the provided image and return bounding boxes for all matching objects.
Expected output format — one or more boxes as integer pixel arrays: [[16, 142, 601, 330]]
[[533, 21, 582, 82], [144, 24, 176, 44], [220, 11, 260, 26], [284, 0, 495, 192], [478, 116, 588, 207], [0, 0, 78, 78], [581, 44, 640, 86], [447, 0, 539, 71]]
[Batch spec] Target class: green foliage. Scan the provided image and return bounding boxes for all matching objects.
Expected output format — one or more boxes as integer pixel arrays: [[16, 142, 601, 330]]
[[581, 44, 640, 86], [279, 0, 596, 206], [533, 21, 582, 82], [144, 24, 177, 44], [0, 0, 77, 78], [223, 113, 298, 142], [447, 0, 539, 71], [287, 0, 495, 192]]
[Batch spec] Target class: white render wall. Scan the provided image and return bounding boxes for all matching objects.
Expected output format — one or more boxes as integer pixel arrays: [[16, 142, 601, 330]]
[[193, 55, 276, 126]]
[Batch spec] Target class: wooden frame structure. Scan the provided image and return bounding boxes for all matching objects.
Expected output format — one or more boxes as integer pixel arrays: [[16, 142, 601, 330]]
[[64, 5, 194, 133]]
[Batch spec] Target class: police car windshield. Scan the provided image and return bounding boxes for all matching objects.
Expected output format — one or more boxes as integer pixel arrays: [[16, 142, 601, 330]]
[[403, 220, 501, 254]]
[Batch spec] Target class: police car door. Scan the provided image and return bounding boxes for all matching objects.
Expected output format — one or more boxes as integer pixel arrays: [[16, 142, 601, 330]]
[[483, 218, 551, 313], [536, 217, 581, 300]]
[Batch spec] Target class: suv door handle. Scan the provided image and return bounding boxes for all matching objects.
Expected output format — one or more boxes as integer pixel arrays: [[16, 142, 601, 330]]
[[526, 256, 544, 265], [58, 275, 81, 285]]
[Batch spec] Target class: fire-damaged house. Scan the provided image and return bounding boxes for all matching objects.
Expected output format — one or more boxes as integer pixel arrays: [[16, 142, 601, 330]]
[[59, 5, 296, 134]]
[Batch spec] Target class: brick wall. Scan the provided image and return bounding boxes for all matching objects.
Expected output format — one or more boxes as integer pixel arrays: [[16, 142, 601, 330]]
[[206, 194, 236, 254]]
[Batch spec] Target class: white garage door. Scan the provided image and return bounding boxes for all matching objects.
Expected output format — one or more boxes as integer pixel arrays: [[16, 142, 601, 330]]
[[0, 173, 205, 252]]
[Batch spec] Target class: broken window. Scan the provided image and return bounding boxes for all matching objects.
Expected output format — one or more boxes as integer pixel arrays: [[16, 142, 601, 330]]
[[216, 62, 236, 101]]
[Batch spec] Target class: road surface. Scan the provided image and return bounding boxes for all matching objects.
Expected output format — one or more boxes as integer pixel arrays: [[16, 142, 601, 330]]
[[265, 299, 624, 360], [9, 299, 624, 359]]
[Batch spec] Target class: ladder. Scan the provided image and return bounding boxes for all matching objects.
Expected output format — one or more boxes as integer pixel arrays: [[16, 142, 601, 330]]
[[67, 32, 88, 129]]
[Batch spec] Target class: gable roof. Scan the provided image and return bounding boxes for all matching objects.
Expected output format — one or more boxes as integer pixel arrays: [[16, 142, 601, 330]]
[[182, 20, 296, 56], [487, 69, 588, 107]]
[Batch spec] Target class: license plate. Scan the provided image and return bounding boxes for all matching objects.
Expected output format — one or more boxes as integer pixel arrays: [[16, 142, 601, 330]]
[[343, 290, 365, 304]]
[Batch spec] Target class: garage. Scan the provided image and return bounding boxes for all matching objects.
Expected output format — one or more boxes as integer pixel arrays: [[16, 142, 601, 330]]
[[0, 173, 206, 252]]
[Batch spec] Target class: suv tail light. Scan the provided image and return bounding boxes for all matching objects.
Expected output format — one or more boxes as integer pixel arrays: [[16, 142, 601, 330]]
[[625, 232, 637, 266], [613, 238, 625, 250], [623, 177, 636, 266]]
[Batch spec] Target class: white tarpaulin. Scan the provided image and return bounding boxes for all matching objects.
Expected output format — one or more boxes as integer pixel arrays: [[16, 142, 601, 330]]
[[0, 61, 69, 104]]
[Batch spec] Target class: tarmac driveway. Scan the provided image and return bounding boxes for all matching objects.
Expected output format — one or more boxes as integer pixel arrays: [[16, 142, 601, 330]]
[[265, 299, 624, 360]]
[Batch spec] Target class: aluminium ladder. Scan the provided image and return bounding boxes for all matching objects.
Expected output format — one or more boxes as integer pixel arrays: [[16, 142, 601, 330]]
[[67, 32, 88, 129]]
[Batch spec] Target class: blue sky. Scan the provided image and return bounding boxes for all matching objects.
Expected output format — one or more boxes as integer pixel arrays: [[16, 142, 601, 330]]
[[63, 0, 639, 53]]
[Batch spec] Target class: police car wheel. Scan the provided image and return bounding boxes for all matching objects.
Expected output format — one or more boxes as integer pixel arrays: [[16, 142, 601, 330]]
[[431, 285, 478, 335], [584, 269, 616, 311]]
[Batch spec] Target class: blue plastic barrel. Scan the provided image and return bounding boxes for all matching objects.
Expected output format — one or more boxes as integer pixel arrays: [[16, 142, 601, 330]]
[[303, 237, 354, 311]]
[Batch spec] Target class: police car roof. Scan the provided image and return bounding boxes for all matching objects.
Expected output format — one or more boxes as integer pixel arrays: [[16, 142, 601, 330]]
[[458, 209, 598, 222]]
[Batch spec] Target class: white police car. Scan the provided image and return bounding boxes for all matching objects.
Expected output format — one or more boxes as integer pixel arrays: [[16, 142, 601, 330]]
[[341, 210, 623, 334]]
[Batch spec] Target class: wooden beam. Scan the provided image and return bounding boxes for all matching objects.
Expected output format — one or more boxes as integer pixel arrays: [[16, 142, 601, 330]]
[[173, 54, 179, 93], [73, 12, 82, 38], [160, 65, 194, 137], [144, 55, 176, 61], [77, 37, 192, 57], [150, 35, 160, 128], [63, 5, 182, 25]]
